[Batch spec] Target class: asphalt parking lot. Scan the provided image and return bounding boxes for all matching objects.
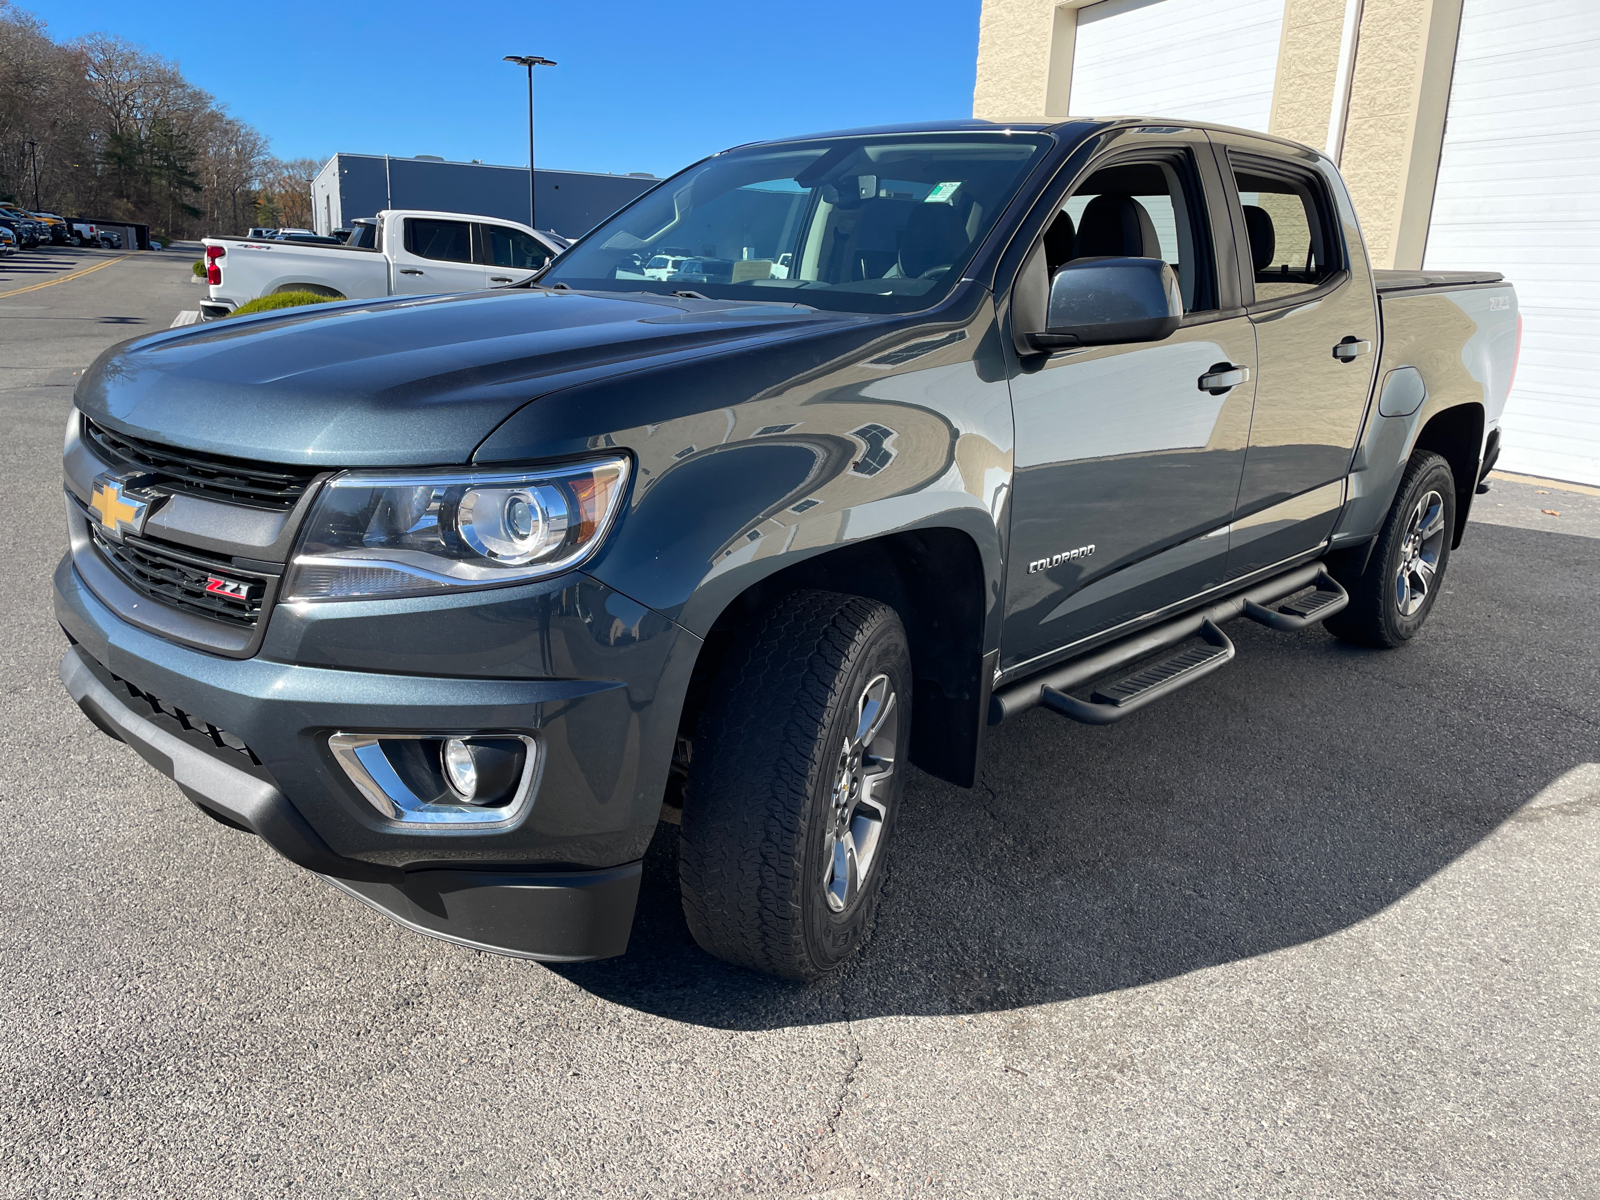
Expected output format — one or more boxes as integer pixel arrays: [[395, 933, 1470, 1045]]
[[1, 250, 1596, 1199]]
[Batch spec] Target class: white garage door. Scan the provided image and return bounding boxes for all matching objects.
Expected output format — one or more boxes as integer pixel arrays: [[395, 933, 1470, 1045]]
[[1069, 0, 1287, 132], [1424, 0, 1600, 485]]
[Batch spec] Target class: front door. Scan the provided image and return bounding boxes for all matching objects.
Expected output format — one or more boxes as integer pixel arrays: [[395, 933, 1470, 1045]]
[[1003, 139, 1257, 672], [477, 222, 554, 288], [1209, 133, 1381, 578], [391, 216, 486, 295]]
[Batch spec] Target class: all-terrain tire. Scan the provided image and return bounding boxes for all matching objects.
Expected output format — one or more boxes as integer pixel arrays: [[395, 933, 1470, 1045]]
[[1325, 451, 1456, 648], [679, 590, 912, 980]]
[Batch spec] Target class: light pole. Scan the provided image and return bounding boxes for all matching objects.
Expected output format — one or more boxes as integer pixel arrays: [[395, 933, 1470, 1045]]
[[503, 55, 556, 233], [25, 141, 40, 210]]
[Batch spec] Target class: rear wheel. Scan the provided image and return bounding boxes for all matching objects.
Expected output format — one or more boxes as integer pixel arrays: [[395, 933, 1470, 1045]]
[[679, 591, 911, 980], [1326, 451, 1456, 648]]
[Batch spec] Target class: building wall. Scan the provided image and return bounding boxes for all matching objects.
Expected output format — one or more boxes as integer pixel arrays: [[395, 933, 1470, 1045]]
[[310, 155, 659, 240], [973, 0, 1463, 268]]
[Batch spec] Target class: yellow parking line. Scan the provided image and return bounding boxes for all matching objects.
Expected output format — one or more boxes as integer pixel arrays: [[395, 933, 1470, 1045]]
[[0, 254, 131, 300]]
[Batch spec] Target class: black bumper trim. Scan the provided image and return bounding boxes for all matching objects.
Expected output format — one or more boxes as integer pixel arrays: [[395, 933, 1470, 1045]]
[[60, 644, 402, 884], [325, 862, 643, 962]]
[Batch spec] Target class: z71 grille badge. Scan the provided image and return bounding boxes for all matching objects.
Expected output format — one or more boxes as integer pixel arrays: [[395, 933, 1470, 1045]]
[[204, 574, 260, 604]]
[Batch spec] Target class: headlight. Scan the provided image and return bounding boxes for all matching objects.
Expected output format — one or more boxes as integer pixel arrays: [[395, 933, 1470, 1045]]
[[283, 457, 630, 601]]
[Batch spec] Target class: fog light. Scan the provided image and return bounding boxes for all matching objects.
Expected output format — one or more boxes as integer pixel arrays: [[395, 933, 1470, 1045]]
[[328, 732, 536, 824], [443, 738, 477, 799]]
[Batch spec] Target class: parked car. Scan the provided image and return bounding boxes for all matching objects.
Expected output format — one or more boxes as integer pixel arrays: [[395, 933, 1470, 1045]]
[[31, 212, 70, 244], [668, 256, 735, 284], [0, 215, 26, 250], [642, 254, 689, 280], [247, 227, 276, 238], [0, 206, 43, 247], [97, 231, 121, 249], [198, 209, 564, 319], [57, 118, 1518, 978], [0, 225, 14, 254], [149, 240, 163, 251], [66, 219, 98, 246]]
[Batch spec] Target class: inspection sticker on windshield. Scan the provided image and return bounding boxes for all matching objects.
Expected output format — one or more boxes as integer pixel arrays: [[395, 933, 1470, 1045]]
[[925, 181, 962, 204]]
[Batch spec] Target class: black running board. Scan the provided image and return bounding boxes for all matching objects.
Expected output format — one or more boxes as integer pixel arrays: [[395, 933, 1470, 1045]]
[[1039, 620, 1234, 725], [1241, 568, 1348, 631], [990, 561, 1335, 726]]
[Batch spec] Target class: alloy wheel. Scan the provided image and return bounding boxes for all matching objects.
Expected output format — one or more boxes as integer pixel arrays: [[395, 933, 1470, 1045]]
[[821, 673, 898, 913], [1395, 488, 1447, 617]]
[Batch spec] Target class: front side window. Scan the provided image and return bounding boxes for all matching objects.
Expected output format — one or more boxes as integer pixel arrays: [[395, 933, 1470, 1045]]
[[478, 224, 550, 270], [1227, 158, 1343, 303], [404, 218, 472, 263], [1047, 154, 1216, 314], [541, 132, 1053, 313]]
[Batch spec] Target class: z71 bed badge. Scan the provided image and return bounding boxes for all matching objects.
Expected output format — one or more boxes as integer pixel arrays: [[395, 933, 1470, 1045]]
[[1029, 545, 1095, 573]]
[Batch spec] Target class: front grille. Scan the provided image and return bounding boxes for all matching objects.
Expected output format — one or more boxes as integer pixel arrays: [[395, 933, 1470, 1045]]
[[89, 524, 271, 628], [83, 417, 319, 510]]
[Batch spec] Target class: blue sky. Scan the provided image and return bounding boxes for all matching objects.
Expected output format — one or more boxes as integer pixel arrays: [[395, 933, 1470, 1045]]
[[33, 0, 985, 178]]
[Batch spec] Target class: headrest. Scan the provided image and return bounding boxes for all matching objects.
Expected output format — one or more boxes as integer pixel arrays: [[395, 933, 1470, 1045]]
[[1075, 194, 1160, 259], [898, 204, 970, 280], [1242, 205, 1276, 273], [1043, 209, 1076, 270]]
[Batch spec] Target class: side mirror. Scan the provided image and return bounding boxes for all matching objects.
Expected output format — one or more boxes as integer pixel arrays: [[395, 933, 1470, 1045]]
[[1028, 257, 1182, 352]]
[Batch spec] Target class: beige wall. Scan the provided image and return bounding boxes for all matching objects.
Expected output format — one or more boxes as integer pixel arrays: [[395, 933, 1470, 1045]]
[[1339, 0, 1462, 268], [1266, 0, 1350, 152], [973, 0, 1464, 268]]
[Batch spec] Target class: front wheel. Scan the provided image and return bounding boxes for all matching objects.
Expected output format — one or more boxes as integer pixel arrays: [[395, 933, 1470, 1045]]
[[1326, 451, 1456, 648], [679, 591, 911, 980]]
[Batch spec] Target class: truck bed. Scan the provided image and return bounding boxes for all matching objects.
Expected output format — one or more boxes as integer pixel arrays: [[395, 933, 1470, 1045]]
[[1372, 268, 1504, 294]]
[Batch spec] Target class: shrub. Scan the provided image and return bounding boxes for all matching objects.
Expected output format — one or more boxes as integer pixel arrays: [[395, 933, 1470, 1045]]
[[192, 259, 205, 277], [228, 291, 338, 318]]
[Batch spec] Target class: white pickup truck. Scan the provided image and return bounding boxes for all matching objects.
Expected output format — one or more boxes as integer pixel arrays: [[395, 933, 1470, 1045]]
[[199, 209, 563, 320]]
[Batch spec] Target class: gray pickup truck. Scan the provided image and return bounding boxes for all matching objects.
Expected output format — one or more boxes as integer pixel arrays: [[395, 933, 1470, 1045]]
[[57, 118, 1518, 979]]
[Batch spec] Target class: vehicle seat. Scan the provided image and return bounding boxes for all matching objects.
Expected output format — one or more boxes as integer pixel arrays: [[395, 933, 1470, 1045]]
[[1043, 210, 1076, 271], [1242, 204, 1276, 274], [1074, 194, 1161, 258], [897, 204, 970, 279]]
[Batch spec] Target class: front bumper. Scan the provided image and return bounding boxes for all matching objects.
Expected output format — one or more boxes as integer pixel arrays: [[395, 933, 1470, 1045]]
[[55, 551, 698, 961]]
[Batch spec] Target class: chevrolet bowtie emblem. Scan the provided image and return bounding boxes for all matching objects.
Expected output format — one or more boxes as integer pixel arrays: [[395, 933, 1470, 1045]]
[[88, 474, 156, 541]]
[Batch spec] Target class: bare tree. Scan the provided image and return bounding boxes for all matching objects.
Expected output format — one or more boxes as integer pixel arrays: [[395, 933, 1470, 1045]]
[[0, 2, 322, 240]]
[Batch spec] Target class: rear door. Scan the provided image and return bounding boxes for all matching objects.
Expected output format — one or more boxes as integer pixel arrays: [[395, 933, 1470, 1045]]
[[390, 216, 485, 294], [1002, 130, 1257, 671], [1208, 133, 1380, 579], [475, 222, 555, 287]]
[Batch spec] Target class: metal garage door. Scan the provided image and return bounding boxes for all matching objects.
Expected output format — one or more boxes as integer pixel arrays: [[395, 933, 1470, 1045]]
[[1069, 0, 1287, 131], [1424, 0, 1600, 485]]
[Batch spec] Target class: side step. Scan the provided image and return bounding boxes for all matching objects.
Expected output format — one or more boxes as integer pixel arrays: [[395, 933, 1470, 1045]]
[[990, 560, 1348, 727], [1040, 620, 1235, 726], [1241, 568, 1349, 631]]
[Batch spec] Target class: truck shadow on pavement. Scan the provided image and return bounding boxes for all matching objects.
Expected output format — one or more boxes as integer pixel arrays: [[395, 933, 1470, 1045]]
[[552, 526, 1594, 1029]]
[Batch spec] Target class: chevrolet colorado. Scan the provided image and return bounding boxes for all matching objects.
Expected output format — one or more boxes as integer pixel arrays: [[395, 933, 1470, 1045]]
[[58, 119, 1518, 979]]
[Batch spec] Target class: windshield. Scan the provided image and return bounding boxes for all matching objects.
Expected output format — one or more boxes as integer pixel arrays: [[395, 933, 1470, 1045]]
[[543, 132, 1052, 313]]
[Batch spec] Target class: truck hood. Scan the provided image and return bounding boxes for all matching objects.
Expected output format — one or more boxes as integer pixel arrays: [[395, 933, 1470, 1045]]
[[76, 288, 861, 466]]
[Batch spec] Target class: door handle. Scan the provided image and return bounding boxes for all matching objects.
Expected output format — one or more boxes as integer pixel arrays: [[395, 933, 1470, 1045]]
[[489, 276, 513, 283], [399, 268, 424, 275], [1198, 363, 1250, 394], [1332, 337, 1372, 361]]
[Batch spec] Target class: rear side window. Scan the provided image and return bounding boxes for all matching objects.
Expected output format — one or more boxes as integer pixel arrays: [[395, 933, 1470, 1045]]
[[1051, 152, 1217, 314], [476, 224, 551, 270], [404, 218, 472, 262], [1227, 157, 1343, 303]]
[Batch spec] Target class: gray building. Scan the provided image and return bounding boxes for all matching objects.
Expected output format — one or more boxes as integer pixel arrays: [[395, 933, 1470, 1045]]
[[311, 153, 659, 240]]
